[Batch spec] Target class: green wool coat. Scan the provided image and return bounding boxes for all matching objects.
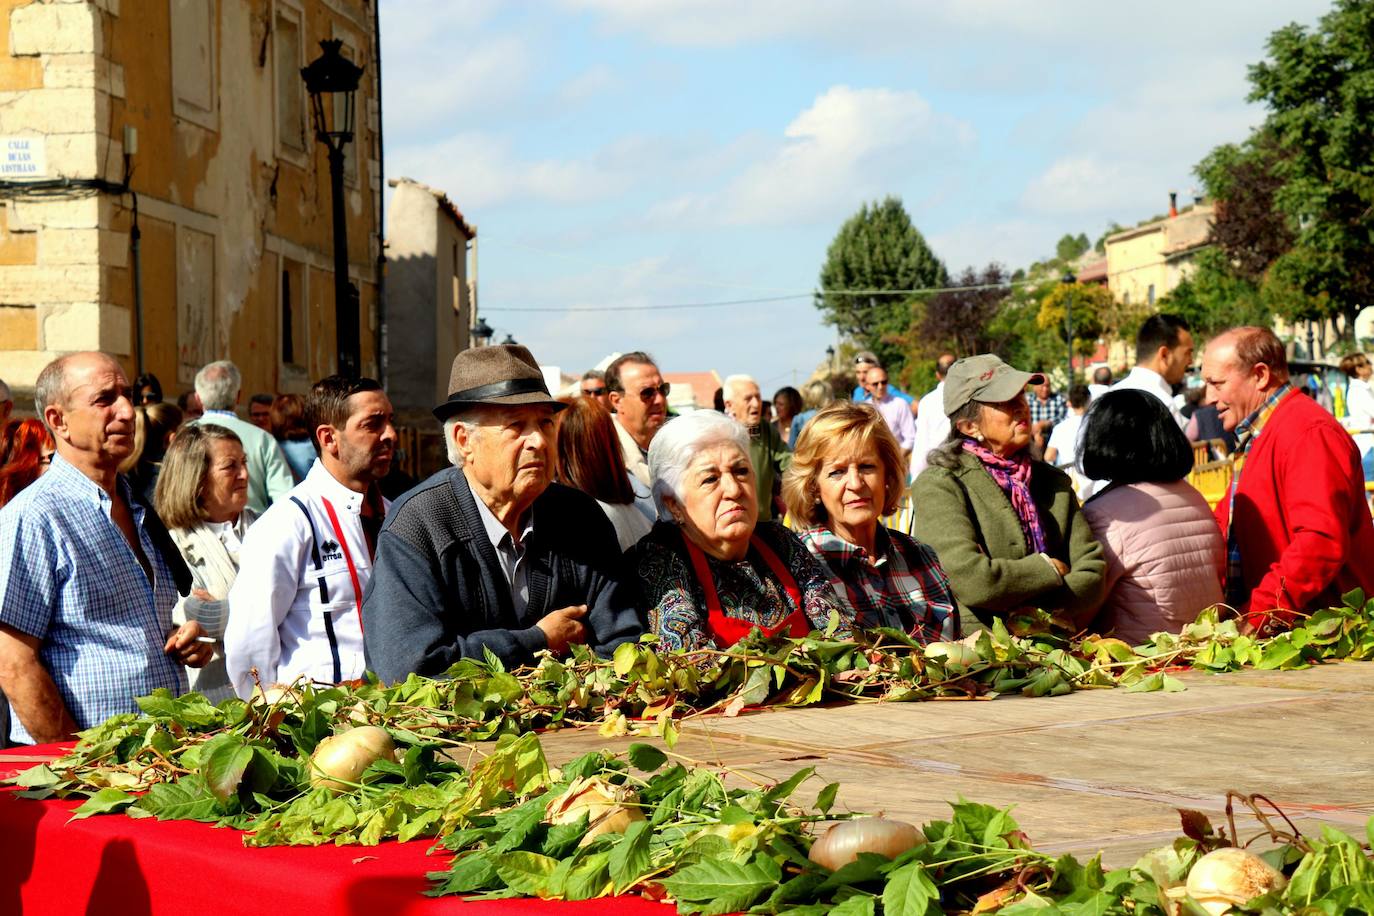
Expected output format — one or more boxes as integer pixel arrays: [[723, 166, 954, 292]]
[[911, 449, 1106, 633]]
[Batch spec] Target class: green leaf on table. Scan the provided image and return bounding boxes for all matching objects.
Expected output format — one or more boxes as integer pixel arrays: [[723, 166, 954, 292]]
[[762, 766, 815, 807], [137, 776, 220, 821], [815, 781, 839, 814], [199, 733, 254, 804], [627, 742, 667, 772], [882, 860, 938, 916], [541, 816, 588, 859], [562, 851, 612, 901], [817, 852, 893, 892], [660, 856, 780, 914], [492, 850, 559, 896], [70, 787, 136, 820], [609, 819, 651, 891], [12, 763, 62, 789], [428, 851, 499, 896], [828, 896, 877, 916]]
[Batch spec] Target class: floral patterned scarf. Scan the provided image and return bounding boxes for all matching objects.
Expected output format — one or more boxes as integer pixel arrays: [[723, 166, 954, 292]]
[[961, 440, 1047, 553]]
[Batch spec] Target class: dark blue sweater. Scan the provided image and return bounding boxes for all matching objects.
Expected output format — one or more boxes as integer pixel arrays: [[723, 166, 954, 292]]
[[360, 468, 644, 683]]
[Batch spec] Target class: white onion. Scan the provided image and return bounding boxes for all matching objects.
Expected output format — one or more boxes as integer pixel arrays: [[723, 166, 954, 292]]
[[1185, 847, 1287, 915], [808, 817, 925, 871], [923, 641, 981, 669], [309, 726, 397, 793]]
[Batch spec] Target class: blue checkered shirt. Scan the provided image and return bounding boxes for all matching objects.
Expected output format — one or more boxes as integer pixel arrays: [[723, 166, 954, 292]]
[[0, 453, 186, 743]]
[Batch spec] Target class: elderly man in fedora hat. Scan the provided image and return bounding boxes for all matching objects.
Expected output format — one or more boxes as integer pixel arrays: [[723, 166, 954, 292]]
[[361, 345, 643, 682]]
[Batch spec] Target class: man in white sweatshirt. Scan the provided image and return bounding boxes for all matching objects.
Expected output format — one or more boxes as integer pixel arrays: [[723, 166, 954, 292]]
[[224, 375, 395, 697]]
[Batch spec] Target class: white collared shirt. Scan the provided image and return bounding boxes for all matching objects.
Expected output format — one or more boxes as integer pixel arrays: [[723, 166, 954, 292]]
[[1110, 366, 1186, 429], [224, 460, 389, 697], [910, 382, 948, 479]]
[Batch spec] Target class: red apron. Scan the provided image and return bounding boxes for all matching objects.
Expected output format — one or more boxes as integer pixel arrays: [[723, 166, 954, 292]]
[[681, 531, 810, 646]]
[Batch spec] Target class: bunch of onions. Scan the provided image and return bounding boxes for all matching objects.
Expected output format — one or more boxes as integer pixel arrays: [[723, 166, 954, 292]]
[[808, 817, 926, 871], [545, 776, 645, 846], [309, 726, 397, 793], [1185, 847, 1287, 915]]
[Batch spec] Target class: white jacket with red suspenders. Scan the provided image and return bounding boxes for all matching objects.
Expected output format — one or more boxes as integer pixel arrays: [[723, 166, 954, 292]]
[[224, 460, 388, 699]]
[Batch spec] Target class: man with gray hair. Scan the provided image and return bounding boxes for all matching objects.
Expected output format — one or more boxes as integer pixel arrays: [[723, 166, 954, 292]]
[[193, 360, 293, 514], [361, 344, 642, 682], [723, 373, 791, 521], [0, 352, 211, 744]]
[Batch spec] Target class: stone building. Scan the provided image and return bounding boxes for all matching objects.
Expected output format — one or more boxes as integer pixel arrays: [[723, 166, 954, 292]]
[[1104, 203, 1215, 310], [384, 177, 475, 421], [0, 0, 382, 401]]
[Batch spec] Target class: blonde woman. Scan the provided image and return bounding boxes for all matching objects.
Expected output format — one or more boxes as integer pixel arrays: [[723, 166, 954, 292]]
[[783, 402, 957, 642], [154, 424, 255, 702]]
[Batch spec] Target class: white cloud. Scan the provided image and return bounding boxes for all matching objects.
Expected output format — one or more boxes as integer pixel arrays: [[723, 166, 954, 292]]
[[648, 85, 974, 228], [388, 132, 625, 209], [556, 64, 619, 107]]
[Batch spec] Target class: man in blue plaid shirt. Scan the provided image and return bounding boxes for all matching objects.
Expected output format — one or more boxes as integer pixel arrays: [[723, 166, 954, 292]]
[[1027, 376, 1067, 453], [0, 352, 213, 745]]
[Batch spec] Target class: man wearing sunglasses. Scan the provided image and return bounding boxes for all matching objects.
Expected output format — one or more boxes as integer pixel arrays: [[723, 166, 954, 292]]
[[607, 352, 670, 518], [580, 370, 610, 409], [864, 367, 916, 456]]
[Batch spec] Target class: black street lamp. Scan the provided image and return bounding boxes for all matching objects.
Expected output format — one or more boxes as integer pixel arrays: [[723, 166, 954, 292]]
[[471, 316, 494, 348], [501, 333, 518, 346], [824, 345, 835, 372], [1060, 272, 1077, 386], [302, 39, 365, 377]]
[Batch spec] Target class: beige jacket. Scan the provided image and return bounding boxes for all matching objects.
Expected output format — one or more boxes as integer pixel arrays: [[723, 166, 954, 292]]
[[1081, 480, 1224, 644], [615, 415, 652, 487]]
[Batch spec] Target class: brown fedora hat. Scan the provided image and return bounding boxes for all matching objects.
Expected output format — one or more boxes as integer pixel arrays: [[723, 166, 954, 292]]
[[433, 344, 566, 421]]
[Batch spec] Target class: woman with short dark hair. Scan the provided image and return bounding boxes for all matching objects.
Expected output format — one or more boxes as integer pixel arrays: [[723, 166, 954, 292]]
[[1079, 390, 1224, 642]]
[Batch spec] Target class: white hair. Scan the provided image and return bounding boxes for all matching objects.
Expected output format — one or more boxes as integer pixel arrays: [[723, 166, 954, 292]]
[[722, 374, 758, 403], [0, 378, 10, 402], [194, 360, 242, 411], [443, 407, 491, 468], [647, 411, 751, 516]]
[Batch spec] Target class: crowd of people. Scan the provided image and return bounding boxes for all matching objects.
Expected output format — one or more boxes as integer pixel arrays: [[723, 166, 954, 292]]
[[0, 317, 1372, 747]]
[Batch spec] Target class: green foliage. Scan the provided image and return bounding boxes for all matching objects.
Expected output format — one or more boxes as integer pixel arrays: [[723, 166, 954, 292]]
[[1194, 0, 1374, 335], [1159, 248, 1272, 337], [815, 197, 949, 378], [1055, 233, 1091, 262]]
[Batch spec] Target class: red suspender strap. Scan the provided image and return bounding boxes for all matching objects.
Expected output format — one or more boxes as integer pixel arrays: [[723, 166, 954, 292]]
[[321, 497, 364, 632], [680, 530, 810, 646]]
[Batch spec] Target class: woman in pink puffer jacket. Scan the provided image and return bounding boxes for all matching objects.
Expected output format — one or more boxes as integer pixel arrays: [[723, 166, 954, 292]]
[[1078, 390, 1224, 644]]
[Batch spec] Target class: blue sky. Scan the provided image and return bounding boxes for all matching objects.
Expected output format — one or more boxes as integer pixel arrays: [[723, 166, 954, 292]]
[[380, 0, 1330, 392]]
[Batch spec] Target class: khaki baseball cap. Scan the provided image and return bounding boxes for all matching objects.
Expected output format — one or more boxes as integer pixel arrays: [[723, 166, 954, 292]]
[[942, 354, 1044, 417]]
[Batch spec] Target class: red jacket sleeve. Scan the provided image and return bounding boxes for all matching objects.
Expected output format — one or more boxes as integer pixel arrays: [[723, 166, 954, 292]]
[[1247, 424, 1361, 624]]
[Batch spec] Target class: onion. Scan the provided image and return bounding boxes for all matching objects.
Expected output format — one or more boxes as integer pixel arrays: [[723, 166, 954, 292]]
[[923, 641, 981, 669], [808, 817, 925, 871], [1185, 847, 1287, 915], [309, 725, 397, 793], [545, 776, 645, 846]]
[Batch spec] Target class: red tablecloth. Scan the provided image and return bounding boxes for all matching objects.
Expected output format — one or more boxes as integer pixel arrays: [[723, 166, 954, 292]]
[[0, 744, 670, 916]]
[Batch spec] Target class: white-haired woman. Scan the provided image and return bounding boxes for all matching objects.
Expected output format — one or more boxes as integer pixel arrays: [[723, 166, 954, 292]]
[[633, 411, 843, 650]]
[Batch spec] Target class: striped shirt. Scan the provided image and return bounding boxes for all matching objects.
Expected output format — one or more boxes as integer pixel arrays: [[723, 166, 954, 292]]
[[0, 453, 185, 743], [796, 525, 959, 642]]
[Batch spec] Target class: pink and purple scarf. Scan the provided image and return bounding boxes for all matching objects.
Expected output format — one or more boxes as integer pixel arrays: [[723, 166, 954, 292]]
[[961, 440, 1047, 553]]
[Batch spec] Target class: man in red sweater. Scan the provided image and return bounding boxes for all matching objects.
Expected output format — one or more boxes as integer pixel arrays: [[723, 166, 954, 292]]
[[1205, 326, 1374, 631]]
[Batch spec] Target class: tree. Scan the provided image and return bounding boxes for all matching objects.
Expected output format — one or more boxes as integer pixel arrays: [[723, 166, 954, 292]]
[[1055, 233, 1090, 262], [1036, 281, 1113, 369], [1195, 0, 1374, 338], [917, 264, 1012, 359], [815, 197, 949, 374], [1160, 248, 1271, 337]]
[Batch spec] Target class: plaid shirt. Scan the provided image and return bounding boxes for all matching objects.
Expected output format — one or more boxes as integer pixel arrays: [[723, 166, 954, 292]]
[[0, 453, 185, 743], [1224, 384, 1294, 609], [796, 525, 958, 642], [1028, 393, 1067, 429]]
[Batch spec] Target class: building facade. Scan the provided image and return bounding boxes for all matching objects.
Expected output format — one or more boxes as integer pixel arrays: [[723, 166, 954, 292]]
[[1104, 204, 1214, 311], [384, 177, 475, 420], [0, 0, 382, 400]]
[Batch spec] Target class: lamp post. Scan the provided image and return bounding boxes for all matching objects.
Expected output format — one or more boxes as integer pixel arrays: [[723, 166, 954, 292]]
[[471, 316, 494, 348], [824, 345, 835, 374], [302, 40, 365, 377], [501, 333, 518, 346], [1060, 272, 1076, 387]]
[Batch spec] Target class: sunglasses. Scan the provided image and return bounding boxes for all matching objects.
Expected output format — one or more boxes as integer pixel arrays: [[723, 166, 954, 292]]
[[634, 382, 671, 403], [582, 387, 606, 396]]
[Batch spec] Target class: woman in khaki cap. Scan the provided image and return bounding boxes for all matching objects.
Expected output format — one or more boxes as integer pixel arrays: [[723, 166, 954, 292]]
[[911, 355, 1105, 635]]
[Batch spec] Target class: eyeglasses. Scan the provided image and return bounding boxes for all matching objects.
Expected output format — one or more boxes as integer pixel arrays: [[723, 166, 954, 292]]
[[634, 382, 671, 403], [869, 380, 889, 388], [582, 387, 606, 397]]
